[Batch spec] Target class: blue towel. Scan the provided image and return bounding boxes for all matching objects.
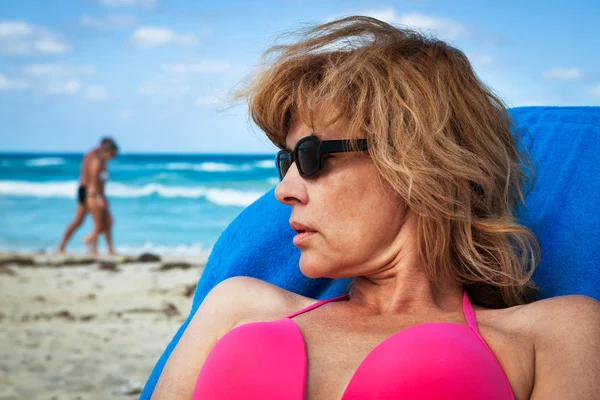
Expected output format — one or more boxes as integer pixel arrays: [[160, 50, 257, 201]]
[[140, 106, 600, 399], [511, 107, 600, 299]]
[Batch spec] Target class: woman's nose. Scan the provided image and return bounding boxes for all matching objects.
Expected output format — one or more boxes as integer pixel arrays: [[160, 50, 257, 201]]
[[274, 161, 308, 205]]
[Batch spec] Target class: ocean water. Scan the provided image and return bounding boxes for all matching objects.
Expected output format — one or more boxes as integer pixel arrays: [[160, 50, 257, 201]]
[[0, 153, 279, 255]]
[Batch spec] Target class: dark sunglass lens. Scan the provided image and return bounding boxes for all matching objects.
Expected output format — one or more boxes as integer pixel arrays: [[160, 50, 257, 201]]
[[277, 152, 291, 179], [297, 140, 319, 176]]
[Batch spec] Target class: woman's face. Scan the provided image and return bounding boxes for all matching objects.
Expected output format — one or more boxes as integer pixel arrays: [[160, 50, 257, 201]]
[[275, 112, 410, 279]]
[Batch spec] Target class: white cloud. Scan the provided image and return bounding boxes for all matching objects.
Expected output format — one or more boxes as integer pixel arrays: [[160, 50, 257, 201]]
[[1, 63, 107, 101], [0, 21, 70, 55], [162, 61, 231, 74], [22, 63, 96, 78], [589, 84, 600, 97], [17, 63, 102, 99], [35, 36, 69, 53], [85, 85, 109, 101], [131, 26, 198, 49], [360, 9, 467, 41], [98, 0, 157, 9], [0, 73, 31, 91], [79, 14, 137, 30], [0, 21, 34, 36], [139, 62, 231, 98], [542, 67, 583, 81], [46, 80, 82, 95]]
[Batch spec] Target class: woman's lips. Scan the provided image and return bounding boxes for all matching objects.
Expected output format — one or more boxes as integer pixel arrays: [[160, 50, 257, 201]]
[[293, 231, 316, 245]]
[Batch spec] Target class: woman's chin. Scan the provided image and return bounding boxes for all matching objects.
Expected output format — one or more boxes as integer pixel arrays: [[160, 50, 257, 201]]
[[299, 265, 325, 279], [298, 256, 330, 279]]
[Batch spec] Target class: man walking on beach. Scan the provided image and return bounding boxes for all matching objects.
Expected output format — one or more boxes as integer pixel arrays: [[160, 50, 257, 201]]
[[57, 137, 119, 255]]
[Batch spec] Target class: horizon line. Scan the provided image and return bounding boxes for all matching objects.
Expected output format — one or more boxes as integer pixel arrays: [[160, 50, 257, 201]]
[[0, 150, 278, 157]]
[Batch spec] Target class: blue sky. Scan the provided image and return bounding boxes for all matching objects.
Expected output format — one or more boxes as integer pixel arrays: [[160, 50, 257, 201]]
[[1, 0, 599, 154]]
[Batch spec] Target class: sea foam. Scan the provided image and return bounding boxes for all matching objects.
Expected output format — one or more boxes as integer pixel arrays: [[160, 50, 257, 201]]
[[0, 180, 265, 206], [165, 162, 252, 172], [25, 157, 66, 167]]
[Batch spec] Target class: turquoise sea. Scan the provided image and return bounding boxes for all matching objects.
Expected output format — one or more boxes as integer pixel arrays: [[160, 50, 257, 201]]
[[0, 153, 279, 255]]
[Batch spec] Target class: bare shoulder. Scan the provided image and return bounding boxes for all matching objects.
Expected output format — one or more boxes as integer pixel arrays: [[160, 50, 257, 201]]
[[520, 295, 600, 357], [513, 295, 600, 399], [151, 277, 314, 399], [492, 294, 600, 352], [511, 294, 600, 333], [200, 276, 316, 330]]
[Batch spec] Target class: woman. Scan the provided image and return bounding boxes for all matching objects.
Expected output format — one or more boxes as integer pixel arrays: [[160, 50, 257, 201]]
[[152, 17, 599, 399]]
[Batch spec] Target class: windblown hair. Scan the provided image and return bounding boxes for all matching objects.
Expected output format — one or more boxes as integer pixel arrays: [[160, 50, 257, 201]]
[[236, 16, 539, 307]]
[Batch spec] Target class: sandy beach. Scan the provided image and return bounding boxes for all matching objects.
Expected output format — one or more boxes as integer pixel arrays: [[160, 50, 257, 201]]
[[0, 252, 206, 400]]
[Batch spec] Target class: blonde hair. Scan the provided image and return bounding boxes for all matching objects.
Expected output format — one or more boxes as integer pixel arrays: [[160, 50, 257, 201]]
[[236, 16, 539, 307]]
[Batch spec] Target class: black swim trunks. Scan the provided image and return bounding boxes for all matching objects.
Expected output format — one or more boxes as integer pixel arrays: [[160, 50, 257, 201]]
[[78, 185, 87, 205]]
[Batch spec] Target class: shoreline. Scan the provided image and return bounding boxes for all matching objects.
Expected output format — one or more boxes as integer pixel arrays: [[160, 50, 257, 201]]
[[0, 251, 206, 399]]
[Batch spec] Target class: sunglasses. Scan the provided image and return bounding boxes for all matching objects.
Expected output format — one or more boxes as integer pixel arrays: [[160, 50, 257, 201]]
[[276, 135, 369, 180]]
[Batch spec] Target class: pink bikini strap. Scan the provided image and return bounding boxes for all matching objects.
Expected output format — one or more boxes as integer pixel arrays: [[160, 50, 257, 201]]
[[286, 291, 481, 331], [286, 294, 350, 319], [462, 290, 482, 334]]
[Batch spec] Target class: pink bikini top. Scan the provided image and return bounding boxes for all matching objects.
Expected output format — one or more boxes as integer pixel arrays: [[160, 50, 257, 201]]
[[193, 291, 514, 399]]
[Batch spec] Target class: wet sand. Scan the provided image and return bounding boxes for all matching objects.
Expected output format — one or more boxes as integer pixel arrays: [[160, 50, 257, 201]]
[[0, 253, 206, 400]]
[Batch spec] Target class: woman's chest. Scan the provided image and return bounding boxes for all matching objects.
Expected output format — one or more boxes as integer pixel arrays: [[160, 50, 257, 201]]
[[301, 328, 394, 400], [199, 306, 534, 400], [298, 316, 534, 400]]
